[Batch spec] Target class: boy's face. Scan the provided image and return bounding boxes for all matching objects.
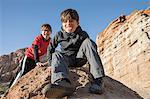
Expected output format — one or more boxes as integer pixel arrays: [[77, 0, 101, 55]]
[[41, 30, 51, 40], [62, 19, 79, 33]]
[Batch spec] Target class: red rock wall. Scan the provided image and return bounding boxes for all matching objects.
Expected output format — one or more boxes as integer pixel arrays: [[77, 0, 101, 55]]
[[96, 9, 150, 99]]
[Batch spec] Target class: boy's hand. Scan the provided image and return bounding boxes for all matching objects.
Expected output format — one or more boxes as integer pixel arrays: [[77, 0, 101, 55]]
[[42, 61, 48, 66], [36, 62, 44, 66]]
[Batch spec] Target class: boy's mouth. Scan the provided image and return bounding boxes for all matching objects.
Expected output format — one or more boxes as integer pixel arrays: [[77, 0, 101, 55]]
[[67, 26, 73, 30]]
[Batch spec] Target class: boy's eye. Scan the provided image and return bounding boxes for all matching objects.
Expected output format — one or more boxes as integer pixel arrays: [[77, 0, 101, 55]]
[[44, 30, 49, 32], [63, 20, 73, 23], [63, 20, 67, 23]]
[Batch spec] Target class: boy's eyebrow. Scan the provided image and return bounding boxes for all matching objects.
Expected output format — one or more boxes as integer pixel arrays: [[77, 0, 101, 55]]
[[62, 18, 74, 22], [44, 30, 50, 31]]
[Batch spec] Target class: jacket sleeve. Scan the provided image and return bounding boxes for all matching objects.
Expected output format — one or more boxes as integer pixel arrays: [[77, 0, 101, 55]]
[[47, 43, 54, 65], [33, 45, 40, 63], [82, 31, 89, 39], [47, 33, 59, 65]]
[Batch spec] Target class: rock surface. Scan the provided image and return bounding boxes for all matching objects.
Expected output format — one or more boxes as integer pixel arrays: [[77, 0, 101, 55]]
[[3, 65, 142, 99], [0, 48, 26, 96], [96, 9, 150, 99]]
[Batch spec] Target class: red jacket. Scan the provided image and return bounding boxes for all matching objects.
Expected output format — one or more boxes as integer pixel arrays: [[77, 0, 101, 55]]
[[25, 34, 50, 60]]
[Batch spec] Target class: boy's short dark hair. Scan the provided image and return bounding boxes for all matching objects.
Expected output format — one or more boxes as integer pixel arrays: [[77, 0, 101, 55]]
[[61, 8, 79, 22], [41, 24, 52, 32]]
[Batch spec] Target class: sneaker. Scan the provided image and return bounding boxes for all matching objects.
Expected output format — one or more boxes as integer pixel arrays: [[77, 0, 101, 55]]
[[89, 77, 103, 94], [42, 79, 74, 98]]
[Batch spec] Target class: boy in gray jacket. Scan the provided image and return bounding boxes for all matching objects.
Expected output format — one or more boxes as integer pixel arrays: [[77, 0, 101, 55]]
[[43, 8, 105, 98]]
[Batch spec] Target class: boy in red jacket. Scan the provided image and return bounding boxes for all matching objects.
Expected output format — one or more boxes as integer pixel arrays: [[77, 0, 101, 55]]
[[9, 24, 52, 88]]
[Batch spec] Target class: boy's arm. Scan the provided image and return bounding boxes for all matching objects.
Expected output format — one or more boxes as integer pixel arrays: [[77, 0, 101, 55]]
[[82, 31, 89, 39], [47, 33, 59, 66], [47, 42, 55, 66], [33, 45, 45, 66], [32, 35, 41, 64], [33, 45, 40, 63]]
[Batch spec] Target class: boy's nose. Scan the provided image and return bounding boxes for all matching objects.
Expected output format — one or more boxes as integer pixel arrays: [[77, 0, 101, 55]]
[[44, 31, 50, 35]]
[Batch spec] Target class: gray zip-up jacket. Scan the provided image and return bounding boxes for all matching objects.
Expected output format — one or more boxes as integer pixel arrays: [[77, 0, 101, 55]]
[[47, 26, 89, 64]]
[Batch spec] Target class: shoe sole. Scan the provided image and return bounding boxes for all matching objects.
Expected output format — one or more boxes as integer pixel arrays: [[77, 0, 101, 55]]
[[45, 84, 74, 98]]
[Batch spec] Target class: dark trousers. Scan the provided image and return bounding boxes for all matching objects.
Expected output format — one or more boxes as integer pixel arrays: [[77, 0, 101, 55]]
[[9, 56, 36, 88], [50, 38, 105, 84]]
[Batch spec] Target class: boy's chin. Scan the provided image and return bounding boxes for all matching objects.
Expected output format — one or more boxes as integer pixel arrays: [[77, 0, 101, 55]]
[[66, 30, 75, 33], [44, 37, 49, 40]]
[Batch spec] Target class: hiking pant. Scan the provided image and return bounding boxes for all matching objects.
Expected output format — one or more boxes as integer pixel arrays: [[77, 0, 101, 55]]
[[9, 56, 36, 88], [51, 38, 105, 84]]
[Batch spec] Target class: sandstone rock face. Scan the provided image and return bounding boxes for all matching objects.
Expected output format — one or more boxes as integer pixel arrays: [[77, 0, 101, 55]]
[[96, 9, 150, 99], [0, 48, 26, 83], [3, 65, 142, 99], [0, 48, 26, 95]]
